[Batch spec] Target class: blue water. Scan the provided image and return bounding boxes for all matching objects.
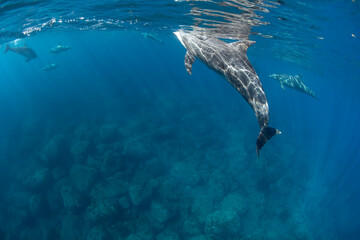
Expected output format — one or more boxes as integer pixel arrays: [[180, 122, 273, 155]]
[[0, 1, 360, 239]]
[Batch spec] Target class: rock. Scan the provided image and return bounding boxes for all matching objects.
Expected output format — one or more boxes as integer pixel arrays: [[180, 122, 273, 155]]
[[51, 167, 67, 181], [129, 185, 143, 206], [135, 219, 153, 240], [28, 194, 43, 215], [191, 196, 214, 223], [126, 234, 142, 240], [86, 156, 102, 169], [40, 134, 68, 167], [19, 167, 52, 191], [101, 149, 122, 174], [151, 126, 177, 142], [129, 179, 158, 206], [106, 221, 133, 239], [60, 214, 83, 240], [122, 136, 152, 161], [151, 201, 170, 224], [60, 186, 83, 212], [183, 217, 202, 236], [221, 193, 247, 215], [46, 184, 64, 213], [19, 226, 43, 240], [156, 228, 179, 240], [203, 148, 229, 168], [131, 168, 153, 185], [90, 178, 128, 201], [170, 161, 199, 186], [70, 140, 90, 163], [8, 208, 29, 230], [204, 210, 241, 236], [69, 164, 98, 193], [5, 192, 32, 209], [99, 124, 120, 142], [188, 235, 214, 240], [74, 123, 94, 140], [206, 170, 230, 201], [95, 143, 108, 155], [87, 198, 119, 222], [118, 196, 130, 209], [86, 226, 111, 240], [145, 157, 165, 176], [245, 191, 265, 217], [227, 156, 250, 182]]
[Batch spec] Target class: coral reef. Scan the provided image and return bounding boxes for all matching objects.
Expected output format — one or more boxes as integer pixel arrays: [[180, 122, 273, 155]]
[[0, 74, 311, 240]]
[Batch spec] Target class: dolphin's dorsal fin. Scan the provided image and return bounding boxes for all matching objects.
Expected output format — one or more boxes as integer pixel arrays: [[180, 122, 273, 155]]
[[230, 40, 256, 52], [242, 40, 256, 48], [185, 51, 195, 75]]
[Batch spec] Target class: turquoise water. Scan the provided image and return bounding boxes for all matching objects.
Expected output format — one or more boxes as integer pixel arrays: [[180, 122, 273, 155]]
[[0, 1, 360, 239]]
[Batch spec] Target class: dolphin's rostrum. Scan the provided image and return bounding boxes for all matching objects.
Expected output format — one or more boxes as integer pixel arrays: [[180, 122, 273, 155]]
[[175, 30, 281, 156]]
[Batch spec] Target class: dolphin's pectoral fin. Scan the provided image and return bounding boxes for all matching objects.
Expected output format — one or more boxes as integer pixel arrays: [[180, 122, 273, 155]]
[[185, 51, 195, 75], [25, 58, 31, 62], [280, 84, 285, 90]]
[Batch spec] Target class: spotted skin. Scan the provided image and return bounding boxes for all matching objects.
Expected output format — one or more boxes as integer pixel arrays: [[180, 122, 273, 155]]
[[270, 74, 318, 100], [50, 44, 71, 54], [175, 30, 280, 156]]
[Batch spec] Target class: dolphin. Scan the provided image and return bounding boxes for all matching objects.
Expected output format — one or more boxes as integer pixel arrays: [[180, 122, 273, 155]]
[[174, 30, 281, 156], [4, 44, 37, 62], [50, 44, 71, 54], [142, 32, 164, 44], [43, 63, 58, 72], [269, 73, 318, 99]]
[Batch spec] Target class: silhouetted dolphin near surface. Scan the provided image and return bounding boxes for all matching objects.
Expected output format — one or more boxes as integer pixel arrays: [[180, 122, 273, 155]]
[[269, 73, 318, 99], [50, 44, 71, 54], [174, 30, 281, 156], [4, 44, 37, 62]]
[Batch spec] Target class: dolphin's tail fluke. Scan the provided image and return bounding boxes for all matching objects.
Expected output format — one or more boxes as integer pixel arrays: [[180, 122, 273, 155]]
[[256, 126, 281, 157], [4, 44, 9, 53]]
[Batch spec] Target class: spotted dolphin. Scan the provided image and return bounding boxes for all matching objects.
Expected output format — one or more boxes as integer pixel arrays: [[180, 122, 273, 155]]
[[174, 30, 281, 156], [43, 63, 58, 72], [142, 32, 164, 44], [4, 44, 37, 62], [269, 73, 318, 99], [50, 44, 71, 54]]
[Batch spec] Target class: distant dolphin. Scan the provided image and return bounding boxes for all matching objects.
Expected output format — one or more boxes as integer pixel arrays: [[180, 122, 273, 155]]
[[269, 73, 318, 99], [4, 44, 37, 62], [142, 32, 164, 44], [50, 44, 71, 54], [43, 63, 58, 72], [174, 30, 281, 156]]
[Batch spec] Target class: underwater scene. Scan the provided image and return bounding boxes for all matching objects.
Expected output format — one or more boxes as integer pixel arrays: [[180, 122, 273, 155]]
[[0, 0, 360, 239]]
